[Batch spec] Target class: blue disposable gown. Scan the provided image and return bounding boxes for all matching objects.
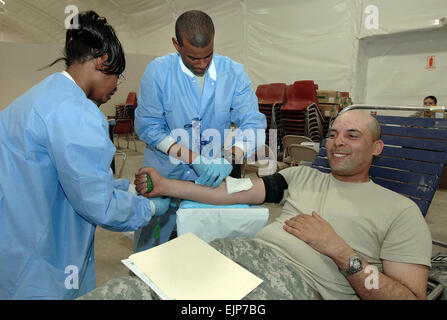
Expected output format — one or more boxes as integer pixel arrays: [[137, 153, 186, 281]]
[[0, 73, 152, 299], [135, 53, 267, 180], [133, 54, 267, 251]]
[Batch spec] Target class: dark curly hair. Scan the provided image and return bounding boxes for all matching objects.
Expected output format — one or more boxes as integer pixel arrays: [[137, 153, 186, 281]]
[[45, 11, 125, 75]]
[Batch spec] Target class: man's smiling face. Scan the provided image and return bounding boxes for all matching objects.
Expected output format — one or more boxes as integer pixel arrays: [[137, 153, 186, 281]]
[[325, 110, 383, 183]]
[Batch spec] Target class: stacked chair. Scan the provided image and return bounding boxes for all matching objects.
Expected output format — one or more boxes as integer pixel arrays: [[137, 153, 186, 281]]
[[114, 92, 138, 152], [256, 83, 288, 153], [280, 80, 321, 142], [255, 80, 326, 164], [305, 103, 324, 143]]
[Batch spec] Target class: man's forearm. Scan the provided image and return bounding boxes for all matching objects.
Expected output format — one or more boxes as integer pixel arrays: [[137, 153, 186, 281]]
[[167, 143, 198, 164], [330, 249, 426, 300], [161, 177, 266, 205], [283, 203, 428, 300], [168, 143, 244, 165], [344, 261, 425, 300]]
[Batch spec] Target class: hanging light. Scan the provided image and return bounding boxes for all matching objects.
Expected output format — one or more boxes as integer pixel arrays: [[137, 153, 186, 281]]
[[0, 1, 5, 14]]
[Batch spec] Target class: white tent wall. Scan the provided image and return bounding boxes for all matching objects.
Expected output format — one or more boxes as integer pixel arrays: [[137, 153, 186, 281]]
[[244, 0, 357, 91], [0, 41, 61, 111], [357, 0, 447, 39], [130, 0, 246, 63], [356, 29, 447, 114], [0, 41, 156, 115], [1, 0, 447, 115], [122, 0, 358, 92], [353, 0, 447, 115]]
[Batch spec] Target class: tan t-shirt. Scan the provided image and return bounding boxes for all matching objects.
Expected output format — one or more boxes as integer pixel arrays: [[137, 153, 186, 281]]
[[196, 75, 205, 95], [255, 166, 432, 300]]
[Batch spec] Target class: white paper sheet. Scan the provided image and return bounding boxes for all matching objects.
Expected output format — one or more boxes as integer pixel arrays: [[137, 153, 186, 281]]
[[125, 233, 263, 300]]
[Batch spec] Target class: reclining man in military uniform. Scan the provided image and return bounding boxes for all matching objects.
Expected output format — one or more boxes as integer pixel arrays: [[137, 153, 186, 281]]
[[80, 110, 432, 300]]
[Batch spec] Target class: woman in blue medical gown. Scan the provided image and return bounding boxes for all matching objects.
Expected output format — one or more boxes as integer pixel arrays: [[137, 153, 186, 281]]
[[0, 11, 169, 299]]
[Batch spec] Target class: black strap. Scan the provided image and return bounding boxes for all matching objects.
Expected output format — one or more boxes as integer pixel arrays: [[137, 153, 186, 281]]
[[261, 173, 288, 203]]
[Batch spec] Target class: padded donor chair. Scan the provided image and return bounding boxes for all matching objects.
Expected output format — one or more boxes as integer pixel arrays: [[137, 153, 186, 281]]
[[312, 104, 447, 300], [313, 105, 447, 217]]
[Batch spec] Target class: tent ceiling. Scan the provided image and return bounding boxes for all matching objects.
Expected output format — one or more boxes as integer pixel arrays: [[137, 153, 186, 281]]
[[2, 0, 447, 97], [2, 0, 447, 55], [0, 0, 243, 56], [0, 0, 173, 51]]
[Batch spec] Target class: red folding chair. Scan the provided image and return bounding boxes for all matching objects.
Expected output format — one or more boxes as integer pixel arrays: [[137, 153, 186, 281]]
[[256, 83, 288, 156]]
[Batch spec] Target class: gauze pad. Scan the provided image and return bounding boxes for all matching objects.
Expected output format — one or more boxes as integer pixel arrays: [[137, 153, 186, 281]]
[[225, 176, 254, 194]]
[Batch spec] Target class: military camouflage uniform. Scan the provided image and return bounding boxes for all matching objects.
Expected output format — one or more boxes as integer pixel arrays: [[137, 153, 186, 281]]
[[210, 238, 321, 300], [428, 253, 447, 300], [77, 276, 156, 300], [78, 238, 320, 300]]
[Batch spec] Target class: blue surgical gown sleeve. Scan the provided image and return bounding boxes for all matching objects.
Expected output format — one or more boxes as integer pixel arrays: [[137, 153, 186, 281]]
[[47, 97, 152, 231], [135, 59, 173, 150], [0, 73, 154, 300], [229, 66, 267, 157], [114, 178, 131, 191]]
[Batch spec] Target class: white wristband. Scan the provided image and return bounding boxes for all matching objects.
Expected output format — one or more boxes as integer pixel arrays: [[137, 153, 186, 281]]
[[149, 200, 156, 216], [157, 136, 177, 154]]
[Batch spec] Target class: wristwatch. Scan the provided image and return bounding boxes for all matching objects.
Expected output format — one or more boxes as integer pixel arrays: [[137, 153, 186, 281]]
[[340, 256, 363, 277]]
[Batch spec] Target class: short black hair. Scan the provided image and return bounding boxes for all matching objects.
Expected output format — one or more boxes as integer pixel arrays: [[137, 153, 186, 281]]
[[175, 10, 215, 48], [46, 11, 125, 75], [424, 95, 437, 104]]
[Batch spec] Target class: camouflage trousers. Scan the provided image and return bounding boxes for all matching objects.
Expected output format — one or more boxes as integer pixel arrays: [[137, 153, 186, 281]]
[[428, 256, 447, 300], [78, 238, 320, 300]]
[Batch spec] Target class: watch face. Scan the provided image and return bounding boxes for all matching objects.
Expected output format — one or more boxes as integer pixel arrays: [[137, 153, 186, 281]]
[[352, 258, 362, 270], [340, 256, 363, 276]]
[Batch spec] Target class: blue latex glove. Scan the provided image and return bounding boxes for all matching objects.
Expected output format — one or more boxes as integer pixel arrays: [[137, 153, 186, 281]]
[[149, 197, 171, 217], [191, 156, 233, 188]]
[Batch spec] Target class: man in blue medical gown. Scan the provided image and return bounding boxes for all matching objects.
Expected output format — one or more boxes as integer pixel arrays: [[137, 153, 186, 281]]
[[134, 10, 267, 251]]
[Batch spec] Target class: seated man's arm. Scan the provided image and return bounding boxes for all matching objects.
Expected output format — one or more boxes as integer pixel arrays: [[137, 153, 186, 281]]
[[134, 167, 266, 205], [345, 259, 428, 300], [284, 212, 428, 300]]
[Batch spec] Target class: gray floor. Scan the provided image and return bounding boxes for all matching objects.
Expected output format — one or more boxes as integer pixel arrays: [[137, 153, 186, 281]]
[[94, 137, 447, 288]]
